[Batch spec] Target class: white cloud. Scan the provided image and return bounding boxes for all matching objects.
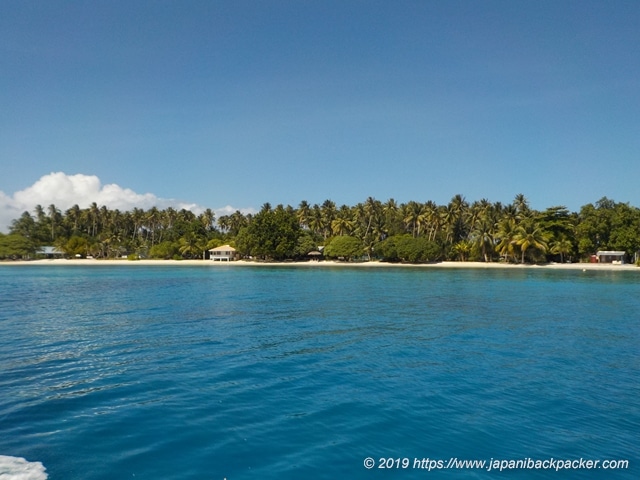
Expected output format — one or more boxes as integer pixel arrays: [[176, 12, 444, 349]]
[[0, 172, 254, 232], [215, 205, 253, 216]]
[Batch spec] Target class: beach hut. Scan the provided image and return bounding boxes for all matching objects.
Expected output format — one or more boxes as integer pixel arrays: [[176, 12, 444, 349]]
[[596, 251, 626, 264], [209, 245, 236, 261], [308, 250, 322, 262]]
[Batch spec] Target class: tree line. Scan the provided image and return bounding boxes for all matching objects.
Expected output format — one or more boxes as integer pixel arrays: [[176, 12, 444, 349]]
[[1, 195, 639, 264]]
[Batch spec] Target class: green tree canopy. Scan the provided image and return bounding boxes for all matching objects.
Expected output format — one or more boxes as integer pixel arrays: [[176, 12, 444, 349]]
[[0, 233, 36, 259], [323, 236, 363, 261], [379, 235, 441, 263], [238, 204, 300, 260]]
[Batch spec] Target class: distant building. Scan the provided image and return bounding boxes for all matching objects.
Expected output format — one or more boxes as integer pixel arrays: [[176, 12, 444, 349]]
[[209, 245, 236, 261], [596, 251, 626, 264], [38, 246, 64, 259]]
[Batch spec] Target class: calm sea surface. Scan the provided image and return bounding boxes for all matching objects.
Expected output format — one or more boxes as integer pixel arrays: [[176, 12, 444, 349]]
[[0, 265, 638, 479]]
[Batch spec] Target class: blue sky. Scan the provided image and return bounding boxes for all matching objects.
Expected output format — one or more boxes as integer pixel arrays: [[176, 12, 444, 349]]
[[1, 0, 639, 231]]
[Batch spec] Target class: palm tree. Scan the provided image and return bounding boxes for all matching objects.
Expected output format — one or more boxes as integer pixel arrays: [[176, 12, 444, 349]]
[[450, 194, 468, 215], [164, 207, 178, 236], [31, 204, 48, 243], [440, 204, 457, 244], [99, 205, 109, 232], [472, 217, 495, 262], [88, 202, 100, 237], [86, 237, 102, 258], [178, 232, 200, 258], [145, 207, 160, 244], [382, 198, 403, 236], [197, 236, 214, 260], [34, 204, 47, 225], [468, 199, 488, 232], [423, 201, 439, 241], [65, 204, 82, 234], [120, 211, 133, 238], [331, 205, 354, 236], [229, 210, 248, 236], [513, 193, 531, 221], [47, 204, 61, 241], [260, 202, 272, 213], [297, 200, 311, 229], [550, 235, 574, 263], [495, 218, 518, 262], [182, 208, 197, 221], [98, 209, 122, 254], [320, 200, 337, 239], [402, 201, 423, 238], [502, 203, 519, 223], [513, 221, 549, 263], [452, 240, 473, 261], [217, 215, 230, 233], [362, 197, 382, 240], [199, 209, 215, 233], [309, 204, 323, 238], [130, 207, 145, 242], [102, 229, 123, 258], [445, 194, 470, 245]]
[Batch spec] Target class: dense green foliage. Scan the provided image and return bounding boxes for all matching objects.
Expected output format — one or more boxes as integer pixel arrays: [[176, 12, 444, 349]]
[[378, 235, 441, 263], [0, 233, 37, 259], [235, 204, 300, 260], [323, 236, 363, 261], [3, 195, 640, 264]]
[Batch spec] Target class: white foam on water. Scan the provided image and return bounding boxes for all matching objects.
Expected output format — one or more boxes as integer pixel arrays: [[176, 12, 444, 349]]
[[0, 456, 48, 480]]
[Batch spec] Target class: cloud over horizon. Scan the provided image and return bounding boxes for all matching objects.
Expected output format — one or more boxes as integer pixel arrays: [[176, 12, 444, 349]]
[[0, 172, 253, 233]]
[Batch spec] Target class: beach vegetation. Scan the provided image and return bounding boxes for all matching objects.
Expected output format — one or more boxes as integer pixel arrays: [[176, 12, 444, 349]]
[[576, 197, 640, 259], [149, 241, 179, 260], [0, 233, 37, 259], [294, 231, 321, 260], [323, 236, 363, 261], [494, 218, 517, 263], [234, 204, 300, 260], [57, 235, 89, 258], [178, 232, 201, 258], [452, 240, 473, 262], [549, 235, 575, 264], [4, 195, 640, 264], [513, 221, 550, 264], [10, 212, 38, 242], [379, 235, 441, 263]]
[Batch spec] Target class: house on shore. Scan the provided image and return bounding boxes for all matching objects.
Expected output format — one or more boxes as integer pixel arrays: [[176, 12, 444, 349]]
[[596, 251, 626, 264], [209, 245, 236, 261], [38, 246, 64, 259]]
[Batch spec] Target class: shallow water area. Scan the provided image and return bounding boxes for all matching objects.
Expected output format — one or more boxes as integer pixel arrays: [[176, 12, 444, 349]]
[[0, 265, 638, 479]]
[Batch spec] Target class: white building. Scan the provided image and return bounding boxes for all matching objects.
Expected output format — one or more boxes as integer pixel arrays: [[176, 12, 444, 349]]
[[209, 245, 236, 261], [596, 251, 626, 264]]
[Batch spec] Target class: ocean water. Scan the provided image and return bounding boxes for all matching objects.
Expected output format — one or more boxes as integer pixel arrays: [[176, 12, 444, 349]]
[[0, 265, 638, 479]]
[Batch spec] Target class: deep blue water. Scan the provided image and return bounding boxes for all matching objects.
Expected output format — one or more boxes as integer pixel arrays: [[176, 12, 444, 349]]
[[0, 265, 638, 479]]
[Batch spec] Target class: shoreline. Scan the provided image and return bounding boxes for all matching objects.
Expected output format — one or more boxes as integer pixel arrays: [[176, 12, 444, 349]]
[[1, 258, 638, 271]]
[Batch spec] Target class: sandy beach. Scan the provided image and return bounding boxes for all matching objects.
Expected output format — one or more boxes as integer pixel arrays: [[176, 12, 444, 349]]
[[1, 258, 638, 271]]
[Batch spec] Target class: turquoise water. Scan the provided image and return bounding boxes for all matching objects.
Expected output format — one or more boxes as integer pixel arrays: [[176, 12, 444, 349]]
[[0, 266, 638, 479]]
